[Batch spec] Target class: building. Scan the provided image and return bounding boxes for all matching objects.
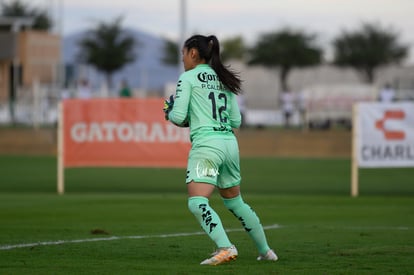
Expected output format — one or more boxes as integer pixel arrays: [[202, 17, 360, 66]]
[[229, 61, 414, 127], [0, 16, 60, 105]]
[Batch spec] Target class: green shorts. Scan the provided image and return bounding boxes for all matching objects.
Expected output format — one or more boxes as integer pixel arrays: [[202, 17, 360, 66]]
[[186, 136, 241, 189]]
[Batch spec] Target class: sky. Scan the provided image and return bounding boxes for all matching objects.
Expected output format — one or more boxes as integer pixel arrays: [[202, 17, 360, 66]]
[[31, 0, 414, 63]]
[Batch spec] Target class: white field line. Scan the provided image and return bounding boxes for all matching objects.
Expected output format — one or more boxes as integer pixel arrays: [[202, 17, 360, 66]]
[[1, 224, 410, 251], [0, 224, 282, 251]]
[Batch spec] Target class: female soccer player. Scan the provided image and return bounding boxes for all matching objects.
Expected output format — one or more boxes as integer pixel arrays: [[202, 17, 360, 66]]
[[164, 34, 278, 265]]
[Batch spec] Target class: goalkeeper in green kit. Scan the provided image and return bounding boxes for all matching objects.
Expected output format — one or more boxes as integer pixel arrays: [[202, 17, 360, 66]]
[[163, 34, 278, 265]]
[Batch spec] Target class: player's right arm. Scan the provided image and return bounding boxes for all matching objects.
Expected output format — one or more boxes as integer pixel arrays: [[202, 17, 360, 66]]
[[168, 74, 191, 126]]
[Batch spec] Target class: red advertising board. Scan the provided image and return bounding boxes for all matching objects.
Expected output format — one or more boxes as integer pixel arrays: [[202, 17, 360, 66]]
[[62, 98, 190, 168]]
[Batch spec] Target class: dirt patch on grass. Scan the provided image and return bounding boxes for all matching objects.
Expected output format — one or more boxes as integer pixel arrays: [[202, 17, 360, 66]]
[[0, 127, 351, 158], [237, 128, 351, 158]]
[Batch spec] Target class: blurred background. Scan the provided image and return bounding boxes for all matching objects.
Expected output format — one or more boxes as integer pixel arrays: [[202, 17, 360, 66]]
[[0, 0, 413, 132]]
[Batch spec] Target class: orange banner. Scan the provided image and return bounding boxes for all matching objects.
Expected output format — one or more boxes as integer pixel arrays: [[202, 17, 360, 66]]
[[62, 98, 190, 168]]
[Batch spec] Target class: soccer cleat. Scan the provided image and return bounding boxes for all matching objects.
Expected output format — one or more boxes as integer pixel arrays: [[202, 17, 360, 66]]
[[257, 249, 278, 261], [200, 245, 238, 265]]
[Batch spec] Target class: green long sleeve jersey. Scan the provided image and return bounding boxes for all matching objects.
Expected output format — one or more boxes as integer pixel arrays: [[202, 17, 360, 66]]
[[168, 64, 241, 142]]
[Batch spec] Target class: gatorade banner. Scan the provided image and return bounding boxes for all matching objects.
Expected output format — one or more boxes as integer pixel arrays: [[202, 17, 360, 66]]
[[62, 98, 191, 168], [356, 102, 414, 167]]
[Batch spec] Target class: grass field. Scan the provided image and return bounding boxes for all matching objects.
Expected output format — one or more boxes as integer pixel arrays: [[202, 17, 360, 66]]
[[1, 155, 413, 274]]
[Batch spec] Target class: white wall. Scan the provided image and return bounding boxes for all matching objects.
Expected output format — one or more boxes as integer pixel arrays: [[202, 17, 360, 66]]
[[231, 61, 414, 110]]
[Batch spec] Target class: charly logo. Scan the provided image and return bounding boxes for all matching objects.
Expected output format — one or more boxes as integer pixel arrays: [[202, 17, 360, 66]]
[[196, 160, 219, 178], [375, 110, 405, 140]]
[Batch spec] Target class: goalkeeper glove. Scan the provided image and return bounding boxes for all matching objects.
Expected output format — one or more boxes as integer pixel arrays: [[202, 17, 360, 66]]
[[163, 94, 174, 120]]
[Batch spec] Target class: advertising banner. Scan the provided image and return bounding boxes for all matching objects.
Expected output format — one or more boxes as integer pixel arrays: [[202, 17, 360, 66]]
[[356, 102, 414, 168], [62, 98, 190, 168]]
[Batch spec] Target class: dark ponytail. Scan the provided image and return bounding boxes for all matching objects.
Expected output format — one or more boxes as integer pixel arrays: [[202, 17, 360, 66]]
[[184, 35, 242, 95]]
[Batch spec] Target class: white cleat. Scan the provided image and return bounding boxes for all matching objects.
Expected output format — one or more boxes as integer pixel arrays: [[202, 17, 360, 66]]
[[257, 249, 278, 261], [200, 245, 238, 265]]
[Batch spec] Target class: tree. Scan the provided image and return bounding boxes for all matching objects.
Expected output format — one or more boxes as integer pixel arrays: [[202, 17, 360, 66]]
[[161, 38, 179, 66], [332, 22, 408, 83], [0, 0, 52, 31], [160, 35, 247, 66], [248, 29, 322, 91], [78, 16, 136, 89], [221, 36, 246, 62], [29, 8, 51, 30]]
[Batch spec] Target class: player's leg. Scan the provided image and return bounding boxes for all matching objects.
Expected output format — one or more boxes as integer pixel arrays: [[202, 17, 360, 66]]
[[186, 148, 236, 264], [187, 182, 237, 265], [220, 187, 273, 255], [187, 182, 232, 248], [218, 138, 277, 260]]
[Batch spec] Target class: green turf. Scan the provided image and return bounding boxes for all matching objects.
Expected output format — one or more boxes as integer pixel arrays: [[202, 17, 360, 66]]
[[0, 155, 413, 274], [1, 155, 413, 196]]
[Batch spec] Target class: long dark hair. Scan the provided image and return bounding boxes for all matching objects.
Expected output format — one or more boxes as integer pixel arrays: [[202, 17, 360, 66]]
[[184, 34, 242, 95]]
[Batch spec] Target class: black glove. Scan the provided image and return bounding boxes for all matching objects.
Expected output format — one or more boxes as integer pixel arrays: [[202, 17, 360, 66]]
[[163, 95, 174, 120]]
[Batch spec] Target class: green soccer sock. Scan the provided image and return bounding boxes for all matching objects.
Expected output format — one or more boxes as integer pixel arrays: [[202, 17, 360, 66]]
[[188, 196, 232, 248], [223, 195, 271, 255]]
